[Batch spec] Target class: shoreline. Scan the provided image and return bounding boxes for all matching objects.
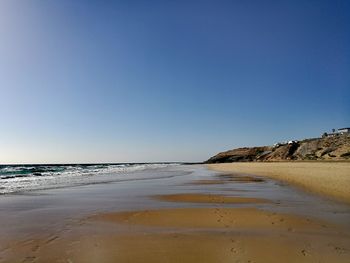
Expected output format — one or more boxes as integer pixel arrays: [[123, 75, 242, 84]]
[[207, 162, 350, 204], [1, 165, 349, 262]]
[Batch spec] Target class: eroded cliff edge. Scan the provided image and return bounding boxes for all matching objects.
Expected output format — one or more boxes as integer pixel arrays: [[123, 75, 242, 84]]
[[206, 134, 350, 163]]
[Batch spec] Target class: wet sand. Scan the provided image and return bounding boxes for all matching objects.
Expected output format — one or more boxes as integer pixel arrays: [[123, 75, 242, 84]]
[[4, 207, 348, 263], [93, 207, 332, 230], [154, 193, 270, 204], [0, 165, 349, 262], [84, 207, 349, 263], [187, 174, 265, 185], [208, 162, 350, 204]]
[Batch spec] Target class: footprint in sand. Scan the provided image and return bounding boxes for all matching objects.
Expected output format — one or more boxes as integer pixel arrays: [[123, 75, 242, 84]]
[[31, 245, 40, 252], [0, 246, 10, 252], [45, 235, 59, 244], [334, 246, 347, 254], [229, 238, 239, 254], [21, 256, 36, 263], [230, 247, 238, 254]]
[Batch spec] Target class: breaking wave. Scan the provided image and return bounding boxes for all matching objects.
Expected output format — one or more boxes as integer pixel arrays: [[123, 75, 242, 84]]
[[0, 163, 180, 194]]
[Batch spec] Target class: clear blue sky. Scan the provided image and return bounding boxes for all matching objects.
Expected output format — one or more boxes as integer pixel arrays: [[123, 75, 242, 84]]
[[0, 0, 349, 163]]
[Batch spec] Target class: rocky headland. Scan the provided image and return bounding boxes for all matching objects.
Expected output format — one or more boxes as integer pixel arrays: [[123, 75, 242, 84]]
[[206, 134, 350, 163]]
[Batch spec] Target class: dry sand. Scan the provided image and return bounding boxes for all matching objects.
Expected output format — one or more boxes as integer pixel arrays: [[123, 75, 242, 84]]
[[207, 162, 350, 204]]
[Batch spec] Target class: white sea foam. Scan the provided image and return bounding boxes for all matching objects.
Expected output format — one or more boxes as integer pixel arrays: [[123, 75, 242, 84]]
[[0, 163, 180, 194]]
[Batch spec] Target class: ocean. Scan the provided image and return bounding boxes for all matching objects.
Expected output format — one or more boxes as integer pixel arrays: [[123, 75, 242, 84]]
[[0, 163, 180, 194]]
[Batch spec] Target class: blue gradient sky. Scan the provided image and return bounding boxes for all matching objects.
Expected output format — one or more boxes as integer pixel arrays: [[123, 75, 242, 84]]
[[0, 0, 349, 163]]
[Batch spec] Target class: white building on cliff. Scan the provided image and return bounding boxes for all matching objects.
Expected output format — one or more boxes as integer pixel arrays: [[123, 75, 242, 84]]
[[338, 127, 350, 134]]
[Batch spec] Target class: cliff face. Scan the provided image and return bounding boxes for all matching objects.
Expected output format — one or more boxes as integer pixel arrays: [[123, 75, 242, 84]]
[[206, 134, 350, 163]]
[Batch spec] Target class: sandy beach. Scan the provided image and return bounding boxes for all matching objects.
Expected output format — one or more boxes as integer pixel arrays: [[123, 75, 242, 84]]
[[3, 1, 349, 262], [0, 165, 349, 262], [208, 162, 350, 204]]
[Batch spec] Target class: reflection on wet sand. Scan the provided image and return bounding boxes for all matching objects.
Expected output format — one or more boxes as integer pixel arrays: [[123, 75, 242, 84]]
[[154, 193, 270, 204]]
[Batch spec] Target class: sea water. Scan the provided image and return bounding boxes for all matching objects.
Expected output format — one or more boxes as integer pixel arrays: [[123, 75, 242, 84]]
[[0, 163, 180, 194]]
